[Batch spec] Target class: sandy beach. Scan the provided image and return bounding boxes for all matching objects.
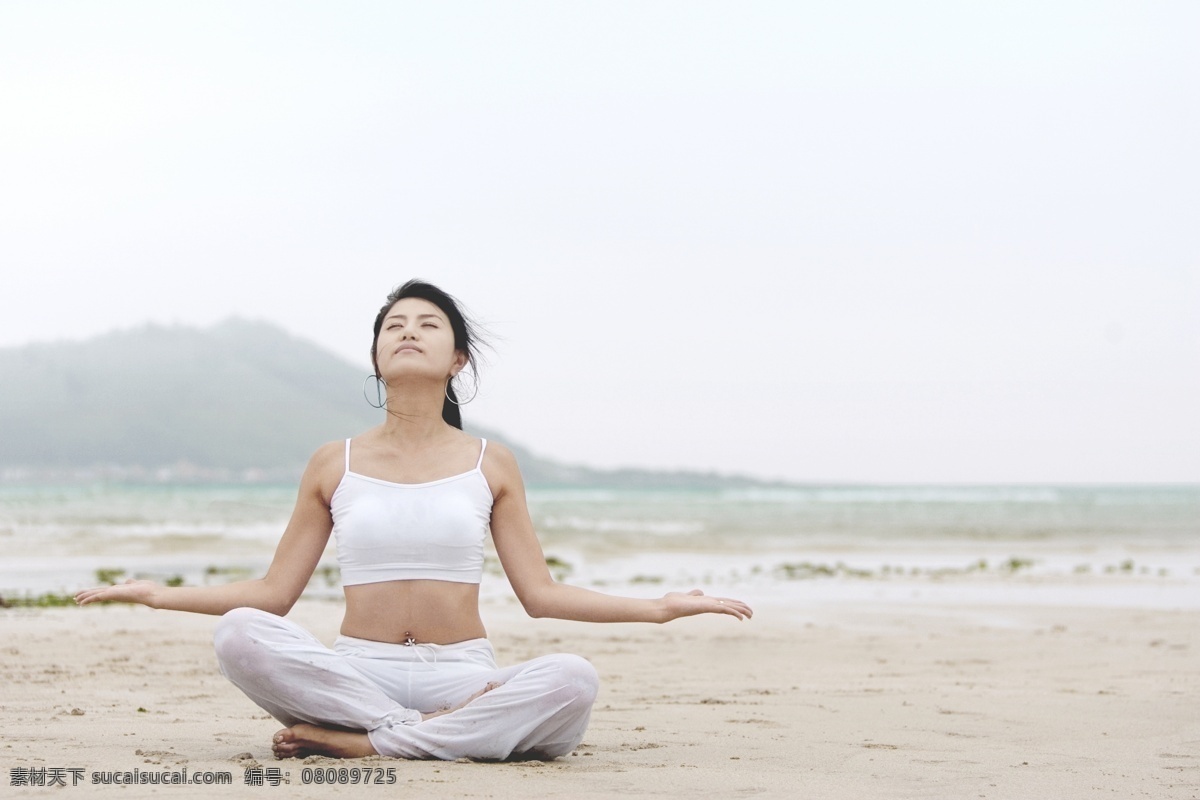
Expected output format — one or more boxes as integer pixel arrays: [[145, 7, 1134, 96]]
[[5, 588, 1199, 799]]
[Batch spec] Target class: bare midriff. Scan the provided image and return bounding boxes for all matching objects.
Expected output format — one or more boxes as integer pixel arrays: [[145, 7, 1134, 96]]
[[339, 580, 487, 645]]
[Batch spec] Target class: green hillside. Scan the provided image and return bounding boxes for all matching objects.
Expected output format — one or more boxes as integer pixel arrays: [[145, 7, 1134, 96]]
[[0, 320, 788, 489], [0, 319, 377, 472]]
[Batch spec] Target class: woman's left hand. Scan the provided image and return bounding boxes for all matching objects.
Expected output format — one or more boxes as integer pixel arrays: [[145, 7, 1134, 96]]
[[661, 589, 753, 622]]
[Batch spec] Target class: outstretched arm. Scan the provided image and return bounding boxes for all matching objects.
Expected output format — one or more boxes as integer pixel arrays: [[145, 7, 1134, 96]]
[[485, 443, 753, 624], [74, 443, 341, 616]]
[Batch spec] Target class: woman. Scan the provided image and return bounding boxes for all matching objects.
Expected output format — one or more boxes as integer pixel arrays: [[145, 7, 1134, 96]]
[[75, 280, 753, 762]]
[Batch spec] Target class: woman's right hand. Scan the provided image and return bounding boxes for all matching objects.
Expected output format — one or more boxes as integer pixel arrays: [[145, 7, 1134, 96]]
[[75, 579, 160, 608]]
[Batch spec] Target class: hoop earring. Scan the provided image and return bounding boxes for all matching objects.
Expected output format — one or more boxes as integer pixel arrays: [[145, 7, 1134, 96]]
[[445, 369, 479, 405], [363, 374, 387, 409]]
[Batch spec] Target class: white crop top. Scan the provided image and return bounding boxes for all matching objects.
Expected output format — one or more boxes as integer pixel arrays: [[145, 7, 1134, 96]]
[[330, 438, 493, 586]]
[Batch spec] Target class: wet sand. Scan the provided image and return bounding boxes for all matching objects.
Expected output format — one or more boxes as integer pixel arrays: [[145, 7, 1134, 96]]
[[4, 591, 1200, 798]]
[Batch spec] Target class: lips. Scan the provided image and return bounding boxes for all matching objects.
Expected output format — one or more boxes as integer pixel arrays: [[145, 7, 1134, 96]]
[[394, 344, 422, 354]]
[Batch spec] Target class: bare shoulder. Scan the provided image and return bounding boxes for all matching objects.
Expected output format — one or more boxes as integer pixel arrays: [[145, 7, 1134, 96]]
[[309, 439, 347, 471], [304, 439, 349, 504], [481, 439, 520, 473], [480, 439, 523, 499]]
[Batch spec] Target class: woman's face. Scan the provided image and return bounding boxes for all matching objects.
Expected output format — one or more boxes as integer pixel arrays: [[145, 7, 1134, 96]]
[[374, 297, 465, 384]]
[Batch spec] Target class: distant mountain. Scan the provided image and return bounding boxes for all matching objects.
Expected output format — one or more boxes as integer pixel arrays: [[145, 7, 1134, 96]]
[[0, 320, 789, 488], [0, 319, 375, 474]]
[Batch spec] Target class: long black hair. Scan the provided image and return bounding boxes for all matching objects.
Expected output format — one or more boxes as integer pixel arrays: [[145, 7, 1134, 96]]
[[370, 280, 485, 430]]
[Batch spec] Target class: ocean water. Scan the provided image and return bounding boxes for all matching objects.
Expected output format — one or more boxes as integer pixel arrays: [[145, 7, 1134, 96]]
[[1, 483, 1197, 609]]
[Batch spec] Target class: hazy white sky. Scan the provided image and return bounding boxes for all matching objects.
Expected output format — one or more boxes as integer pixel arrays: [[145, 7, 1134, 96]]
[[1, 1, 1197, 483]]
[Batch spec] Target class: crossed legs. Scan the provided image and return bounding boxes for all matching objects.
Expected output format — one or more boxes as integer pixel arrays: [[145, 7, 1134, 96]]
[[213, 607, 598, 761]]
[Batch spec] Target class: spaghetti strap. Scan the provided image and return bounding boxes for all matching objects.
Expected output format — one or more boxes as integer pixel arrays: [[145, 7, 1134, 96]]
[[344, 438, 352, 473], [475, 439, 488, 470]]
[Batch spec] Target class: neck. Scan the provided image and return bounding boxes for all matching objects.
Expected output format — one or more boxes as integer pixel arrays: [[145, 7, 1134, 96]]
[[379, 383, 451, 440]]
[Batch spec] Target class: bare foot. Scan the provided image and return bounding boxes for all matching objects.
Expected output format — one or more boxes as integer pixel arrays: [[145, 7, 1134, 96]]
[[272, 724, 377, 760], [420, 681, 504, 722], [272, 682, 504, 758]]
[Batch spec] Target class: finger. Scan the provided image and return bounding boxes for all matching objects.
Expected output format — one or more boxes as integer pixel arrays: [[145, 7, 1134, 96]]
[[74, 588, 103, 604], [687, 589, 704, 596], [709, 597, 742, 620], [78, 589, 112, 605], [713, 598, 753, 620], [719, 599, 752, 616], [78, 586, 126, 605]]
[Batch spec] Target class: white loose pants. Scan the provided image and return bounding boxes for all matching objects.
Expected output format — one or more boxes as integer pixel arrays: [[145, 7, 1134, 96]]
[[212, 607, 598, 761]]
